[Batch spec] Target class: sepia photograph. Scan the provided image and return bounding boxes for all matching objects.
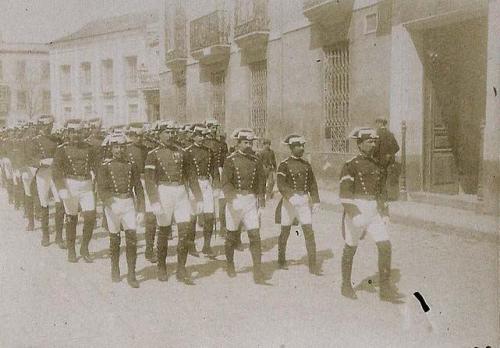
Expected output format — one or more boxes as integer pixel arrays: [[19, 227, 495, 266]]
[[0, 0, 498, 347]]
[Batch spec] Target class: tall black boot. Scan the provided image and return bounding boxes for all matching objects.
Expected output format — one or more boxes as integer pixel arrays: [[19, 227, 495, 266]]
[[144, 212, 157, 263], [377, 241, 402, 302], [202, 214, 216, 258], [188, 217, 199, 257], [125, 230, 139, 288], [235, 230, 244, 251], [25, 194, 34, 231], [248, 229, 265, 284], [224, 231, 237, 277], [40, 206, 50, 246], [80, 210, 96, 263], [303, 224, 321, 275], [341, 244, 358, 299], [156, 226, 169, 281], [66, 215, 78, 263], [14, 183, 23, 210], [218, 198, 227, 237], [278, 226, 291, 269], [54, 202, 66, 249], [109, 233, 121, 283], [176, 223, 193, 284]]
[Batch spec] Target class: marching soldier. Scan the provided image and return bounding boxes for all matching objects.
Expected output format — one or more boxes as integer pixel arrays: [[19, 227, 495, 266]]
[[258, 139, 277, 200], [126, 122, 158, 263], [373, 118, 400, 202], [29, 115, 65, 247], [53, 119, 98, 263], [98, 132, 145, 288], [185, 124, 220, 258], [339, 127, 402, 302], [275, 134, 321, 275], [20, 123, 38, 231], [221, 128, 267, 284], [144, 124, 203, 283]]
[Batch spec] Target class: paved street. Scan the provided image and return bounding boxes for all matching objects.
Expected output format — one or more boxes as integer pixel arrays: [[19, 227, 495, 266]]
[[0, 189, 497, 348]]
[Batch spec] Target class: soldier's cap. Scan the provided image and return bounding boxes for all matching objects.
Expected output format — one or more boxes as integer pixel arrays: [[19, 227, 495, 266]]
[[102, 132, 129, 146], [156, 120, 177, 133], [282, 134, 306, 146], [349, 127, 379, 142], [191, 123, 210, 136], [204, 118, 219, 128], [127, 122, 145, 135], [37, 114, 54, 125], [231, 128, 256, 141], [375, 117, 388, 125], [65, 119, 83, 130]]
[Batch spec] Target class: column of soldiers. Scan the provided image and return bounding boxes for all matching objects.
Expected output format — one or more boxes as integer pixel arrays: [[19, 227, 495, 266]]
[[0, 115, 402, 302]]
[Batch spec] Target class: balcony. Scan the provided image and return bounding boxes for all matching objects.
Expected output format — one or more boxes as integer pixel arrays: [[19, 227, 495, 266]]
[[166, 48, 187, 71], [395, 0, 488, 26], [80, 84, 92, 99], [303, 0, 354, 29], [190, 10, 230, 65], [234, 0, 269, 51], [138, 68, 159, 91]]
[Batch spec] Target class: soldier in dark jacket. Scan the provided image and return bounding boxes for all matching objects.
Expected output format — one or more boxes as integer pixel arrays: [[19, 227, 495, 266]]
[[276, 134, 321, 275], [98, 132, 144, 288], [339, 127, 402, 302], [258, 139, 277, 200]]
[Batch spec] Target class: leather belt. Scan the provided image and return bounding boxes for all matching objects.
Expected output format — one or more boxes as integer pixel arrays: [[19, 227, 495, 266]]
[[159, 180, 182, 186], [67, 175, 90, 181], [112, 193, 132, 199]]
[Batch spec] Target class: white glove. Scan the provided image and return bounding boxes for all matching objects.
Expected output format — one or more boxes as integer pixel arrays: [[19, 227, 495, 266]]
[[59, 189, 70, 200], [312, 203, 320, 214], [196, 201, 204, 215], [136, 212, 145, 227], [151, 202, 162, 215]]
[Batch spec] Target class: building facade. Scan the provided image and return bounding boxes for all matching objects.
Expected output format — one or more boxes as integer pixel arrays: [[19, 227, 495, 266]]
[[159, 0, 499, 214], [49, 11, 160, 128], [0, 41, 51, 126]]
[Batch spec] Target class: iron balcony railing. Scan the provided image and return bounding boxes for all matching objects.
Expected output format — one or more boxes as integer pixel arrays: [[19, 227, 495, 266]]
[[303, 0, 333, 10], [138, 70, 159, 90], [234, 0, 269, 38], [190, 10, 229, 52], [395, 0, 487, 23]]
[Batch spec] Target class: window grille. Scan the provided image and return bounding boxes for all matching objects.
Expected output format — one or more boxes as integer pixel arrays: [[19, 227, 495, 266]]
[[324, 43, 350, 152], [250, 61, 267, 139], [210, 71, 225, 126]]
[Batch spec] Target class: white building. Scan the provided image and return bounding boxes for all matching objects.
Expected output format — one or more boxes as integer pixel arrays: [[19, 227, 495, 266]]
[[49, 11, 160, 127], [0, 40, 50, 126]]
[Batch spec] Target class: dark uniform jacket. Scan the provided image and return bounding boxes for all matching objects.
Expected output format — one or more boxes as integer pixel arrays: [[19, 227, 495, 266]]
[[144, 144, 202, 204], [184, 143, 220, 187], [373, 127, 399, 168], [25, 134, 59, 168], [221, 150, 266, 206], [97, 157, 145, 212], [258, 148, 277, 171], [203, 136, 228, 170], [126, 142, 148, 174], [276, 156, 320, 203], [339, 154, 387, 216], [52, 141, 98, 191]]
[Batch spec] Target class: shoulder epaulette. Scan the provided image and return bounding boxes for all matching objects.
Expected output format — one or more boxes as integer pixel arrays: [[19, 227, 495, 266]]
[[279, 156, 291, 165], [147, 146, 159, 155]]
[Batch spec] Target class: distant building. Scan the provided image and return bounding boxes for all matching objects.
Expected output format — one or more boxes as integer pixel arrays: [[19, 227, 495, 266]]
[[159, 0, 499, 214], [0, 40, 50, 126], [49, 11, 160, 127]]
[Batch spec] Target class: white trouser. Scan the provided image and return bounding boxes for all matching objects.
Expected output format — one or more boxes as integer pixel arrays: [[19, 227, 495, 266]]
[[62, 178, 96, 215], [105, 197, 137, 234], [2, 158, 13, 180], [343, 199, 389, 247], [226, 193, 259, 231], [156, 184, 192, 226], [21, 167, 37, 196], [140, 178, 152, 213], [281, 193, 312, 226], [36, 167, 61, 207]]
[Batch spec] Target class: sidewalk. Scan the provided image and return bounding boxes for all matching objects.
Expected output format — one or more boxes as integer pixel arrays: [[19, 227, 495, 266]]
[[318, 189, 498, 242]]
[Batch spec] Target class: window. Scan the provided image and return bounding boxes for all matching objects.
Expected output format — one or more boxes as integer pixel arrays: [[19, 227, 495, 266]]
[[128, 103, 138, 119], [42, 90, 51, 114], [365, 13, 378, 34], [60, 65, 71, 96], [324, 43, 350, 152], [80, 62, 92, 94], [16, 61, 26, 81], [125, 56, 137, 83], [41, 62, 50, 81], [17, 90, 27, 111], [101, 59, 113, 93], [210, 71, 225, 126], [250, 61, 267, 139]]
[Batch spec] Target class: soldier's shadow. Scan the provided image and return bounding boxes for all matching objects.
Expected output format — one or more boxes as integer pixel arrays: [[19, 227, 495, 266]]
[[238, 249, 334, 284], [354, 268, 405, 303]]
